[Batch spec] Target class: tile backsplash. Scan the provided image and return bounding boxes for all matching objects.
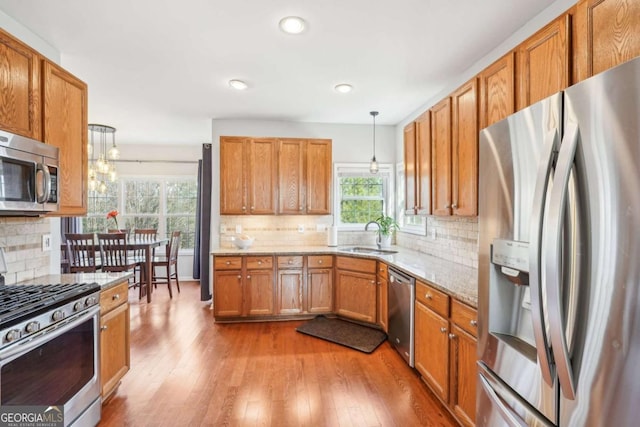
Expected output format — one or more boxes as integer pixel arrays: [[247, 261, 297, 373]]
[[395, 216, 478, 268], [0, 217, 51, 284]]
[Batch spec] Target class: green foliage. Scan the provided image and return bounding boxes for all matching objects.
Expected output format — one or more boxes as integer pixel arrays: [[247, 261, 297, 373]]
[[375, 214, 399, 236]]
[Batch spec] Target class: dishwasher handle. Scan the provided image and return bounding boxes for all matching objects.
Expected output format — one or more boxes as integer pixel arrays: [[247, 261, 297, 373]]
[[388, 267, 415, 286]]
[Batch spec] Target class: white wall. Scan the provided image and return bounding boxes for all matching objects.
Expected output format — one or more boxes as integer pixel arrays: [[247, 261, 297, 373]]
[[0, 11, 60, 63]]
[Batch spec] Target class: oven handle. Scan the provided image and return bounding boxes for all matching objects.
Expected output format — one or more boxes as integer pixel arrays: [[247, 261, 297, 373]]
[[0, 305, 99, 361]]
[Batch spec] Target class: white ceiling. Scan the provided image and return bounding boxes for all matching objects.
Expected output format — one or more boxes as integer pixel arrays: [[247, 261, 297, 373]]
[[0, 0, 559, 145]]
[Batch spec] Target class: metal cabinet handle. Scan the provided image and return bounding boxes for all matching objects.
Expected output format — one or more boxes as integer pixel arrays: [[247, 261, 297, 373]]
[[470, 320, 478, 327], [112, 294, 120, 301], [258, 261, 262, 265], [288, 259, 293, 264], [299, 206, 303, 210], [318, 260, 323, 264], [440, 327, 447, 333], [448, 333, 457, 340], [247, 275, 251, 280], [101, 325, 108, 331], [226, 261, 231, 265], [444, 204, 450, 209], [426, 294, 433, 300], [452, 203, 458, 208], [242, 206, 246, 210], [251, 206, 255, 210], [370, 280, 375, 284], [237, 275, 242, 279]]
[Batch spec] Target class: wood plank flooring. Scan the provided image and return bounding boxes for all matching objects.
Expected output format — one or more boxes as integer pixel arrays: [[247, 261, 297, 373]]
[[99, 281, 458, 427]]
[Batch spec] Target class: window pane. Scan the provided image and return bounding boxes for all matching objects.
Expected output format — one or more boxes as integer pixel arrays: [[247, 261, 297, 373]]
[[340, 199, 383, 224], [167, 216, 196, 249], [125, 182, 160, 214], [166, 180, 197, 214]]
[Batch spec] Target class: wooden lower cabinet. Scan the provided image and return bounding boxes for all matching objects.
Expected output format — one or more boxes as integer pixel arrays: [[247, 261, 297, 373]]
[[213, 270, 244, 317], [307, 268, 333, 313], [246, 270, 274, 316], [450, 324, 477, 427], [377, 262, 389, 332], [335, 269, 377, 323], [100, 281, 130, 401], [415, 300, 450, 401], [277, 269, 303, 314]]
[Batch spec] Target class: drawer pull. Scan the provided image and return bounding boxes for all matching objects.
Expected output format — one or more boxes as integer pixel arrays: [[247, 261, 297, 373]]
[[448, 333, 457, 340], [226, 261, 231, 265], [258, 261, 262, 265], [470, 320, 478, 327], [426, 294, 433, 300], [318, 260, 323, 264], [237, 275, 242, 280], [112, 294, 120, 301], [101, 325, 108, 331], [288, 260, 293, 264], [440, 327, 447, 333], [247, 275, 251, 280]]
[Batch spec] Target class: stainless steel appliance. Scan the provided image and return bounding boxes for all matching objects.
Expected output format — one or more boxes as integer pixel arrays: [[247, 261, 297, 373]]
[[387, 266, 415, 367], [477, 56, 640, 426], [0, 281, 101, 426], [0, 129, 59, 215]]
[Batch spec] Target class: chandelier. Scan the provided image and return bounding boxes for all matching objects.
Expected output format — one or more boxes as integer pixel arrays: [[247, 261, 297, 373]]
[[88, 124, 119, 193]]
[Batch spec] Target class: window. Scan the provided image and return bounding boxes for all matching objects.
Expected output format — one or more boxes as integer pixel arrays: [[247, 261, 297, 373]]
[[396, 162, 426, 235], [82, 177, 198, 250], [334, 163, 394, 230]]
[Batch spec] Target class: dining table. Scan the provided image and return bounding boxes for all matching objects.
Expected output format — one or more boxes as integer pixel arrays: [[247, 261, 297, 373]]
[[61, 236, 168, 303]]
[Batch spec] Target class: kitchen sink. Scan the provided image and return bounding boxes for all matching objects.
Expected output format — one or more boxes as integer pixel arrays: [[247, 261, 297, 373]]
[[339, 246, 398, 255]]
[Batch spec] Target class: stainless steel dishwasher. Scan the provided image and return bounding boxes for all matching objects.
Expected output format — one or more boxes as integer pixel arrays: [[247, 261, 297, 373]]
[[387, 266, 415, 367]]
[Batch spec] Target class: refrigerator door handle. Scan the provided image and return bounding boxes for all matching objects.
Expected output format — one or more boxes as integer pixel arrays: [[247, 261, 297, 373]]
[[479, 372, 530, 427], [544, 122, 579, 400], [528, 128, 558, 386]]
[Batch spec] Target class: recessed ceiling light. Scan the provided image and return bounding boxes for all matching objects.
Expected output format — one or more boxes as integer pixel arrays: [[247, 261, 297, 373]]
[[334, 83, 353, 93], [228, 79, 248, 90], [279, 16, 306, 34]]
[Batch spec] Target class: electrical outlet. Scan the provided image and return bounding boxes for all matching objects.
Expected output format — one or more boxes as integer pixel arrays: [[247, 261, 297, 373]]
[[235, 225, 242, 234], [219, 225, 227, 233], [42, 234, 51, 252], [298, 224, 305, 233]]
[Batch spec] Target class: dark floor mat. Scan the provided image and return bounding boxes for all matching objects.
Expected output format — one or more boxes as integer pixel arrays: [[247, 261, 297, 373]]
[[296, 315, 387, 353]]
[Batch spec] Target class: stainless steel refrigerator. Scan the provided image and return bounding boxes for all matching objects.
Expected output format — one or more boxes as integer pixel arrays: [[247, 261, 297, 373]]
[[477, 56, 640, 427]]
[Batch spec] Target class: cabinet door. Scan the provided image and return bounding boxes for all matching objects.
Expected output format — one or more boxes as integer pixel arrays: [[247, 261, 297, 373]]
[[404, 122, 417, 214], [249, 138, 277, 214], [431, 98, 452, 216], [450, 325, 477, 427], [416, 111, 432, 215], [451, 79, 478, 217], [377, 276, 388, 333], [0, 29, 41, 140], [574, 0, 640, 81], [335, 269, 377, 323], [277, 269, 303, 314], [415, 301, 449, 402], [278, 139, 305, 214], [220, 137, 248, 214], [306, 139, 332, 214], [213, 271, 244, 317], [479, 52, 515, 129], [43, 60, 88, 216], [245, 270, 274, 316], [100, 302, 130, 399], [307, 268, 333, 313], [517, 14, 570, 110]]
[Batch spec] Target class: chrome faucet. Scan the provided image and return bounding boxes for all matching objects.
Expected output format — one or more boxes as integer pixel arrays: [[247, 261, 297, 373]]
[[365, 220, 382, 249]]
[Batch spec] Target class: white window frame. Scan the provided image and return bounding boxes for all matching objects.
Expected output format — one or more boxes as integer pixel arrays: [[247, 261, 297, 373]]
[[396, 162, 427, 235], [333, 162, 395, 231]]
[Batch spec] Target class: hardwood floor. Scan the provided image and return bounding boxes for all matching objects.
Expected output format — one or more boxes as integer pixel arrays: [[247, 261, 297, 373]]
[[99, 281, 458, 427]]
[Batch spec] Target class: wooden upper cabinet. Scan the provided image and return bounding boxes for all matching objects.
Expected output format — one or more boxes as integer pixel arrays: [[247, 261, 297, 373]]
[[220, 136, 248, 215], [416, 112, 432, 215], [42, 60, 88, 216], [574, 0, 640, 82], [451, 79, 478, 217], [479, 52, 515, 129], [278, 139, 305, 214], [403, 122, 417, 214], [431, 97, 452, 216], [305, 139, 332, 214], [249, 138, 277, 214], [517, 14, 571, 110], [0, 28, 41, 140]]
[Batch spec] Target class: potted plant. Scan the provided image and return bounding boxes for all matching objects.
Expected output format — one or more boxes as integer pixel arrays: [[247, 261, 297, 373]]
[[375, 214, 399, 248]]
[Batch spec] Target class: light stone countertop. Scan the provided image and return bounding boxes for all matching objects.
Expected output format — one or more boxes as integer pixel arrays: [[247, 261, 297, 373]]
[[211, 245, 478, 307], [17, 272, 134, 291]]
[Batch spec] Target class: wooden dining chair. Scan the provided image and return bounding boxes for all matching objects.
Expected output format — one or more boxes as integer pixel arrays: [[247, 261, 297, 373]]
[[151, 231, 181, 298], [131, 228, 158, 295], [65, 233, 98, 273], [97, 232, 137, 274]]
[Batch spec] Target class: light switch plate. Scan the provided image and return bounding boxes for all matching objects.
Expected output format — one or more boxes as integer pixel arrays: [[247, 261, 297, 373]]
[[42, 234, 52, 251], [235, 225, 242, 234], [298, 225, 305, 233]]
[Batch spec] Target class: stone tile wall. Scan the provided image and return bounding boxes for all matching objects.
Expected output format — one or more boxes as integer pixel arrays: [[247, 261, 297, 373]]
[[0, 217, 51, 284]]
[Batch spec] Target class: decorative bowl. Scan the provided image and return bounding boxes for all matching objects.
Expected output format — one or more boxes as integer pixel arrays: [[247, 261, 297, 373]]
[[232, 235, 254, 249]]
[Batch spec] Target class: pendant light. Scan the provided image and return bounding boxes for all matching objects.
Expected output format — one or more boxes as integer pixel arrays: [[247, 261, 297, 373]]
[[88, 124, 118, 194], [369, 111, 379, 174]]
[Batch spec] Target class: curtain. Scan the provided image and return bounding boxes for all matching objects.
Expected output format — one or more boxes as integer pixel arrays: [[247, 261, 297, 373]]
[[194, 144, 212, 301], [60, 217, 81, 242]]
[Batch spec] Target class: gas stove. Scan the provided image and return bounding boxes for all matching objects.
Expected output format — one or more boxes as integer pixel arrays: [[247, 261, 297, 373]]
[[0, 281, 100, 350]]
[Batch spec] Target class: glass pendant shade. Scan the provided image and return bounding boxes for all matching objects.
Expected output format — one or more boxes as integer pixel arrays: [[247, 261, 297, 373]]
[[88, 124, 118, 193]]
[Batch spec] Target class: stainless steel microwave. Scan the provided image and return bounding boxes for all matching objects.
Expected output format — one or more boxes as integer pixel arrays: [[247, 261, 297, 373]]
[[0, 129, 59, 215]]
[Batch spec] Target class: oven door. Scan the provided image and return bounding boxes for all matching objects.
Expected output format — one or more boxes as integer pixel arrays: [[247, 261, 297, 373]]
[[0, 306, 101, 427]]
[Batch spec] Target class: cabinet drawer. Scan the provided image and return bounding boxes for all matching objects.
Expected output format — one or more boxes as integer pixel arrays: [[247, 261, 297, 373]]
[[100, 281, 129, 315], [246, 256, 273, 270], [377, 262, 388, 280], [308, 255, 333, 268], [215, 256, 242, 270], [415, 280, 449, 317], [277, 255, 303, 268], [335, 256, 377, 274], [451, 298, 478, 337]]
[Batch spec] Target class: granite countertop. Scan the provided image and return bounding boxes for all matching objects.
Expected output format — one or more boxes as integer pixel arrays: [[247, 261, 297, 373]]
[[17, 272, 134, 291], [211, 245, 478, 307]]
